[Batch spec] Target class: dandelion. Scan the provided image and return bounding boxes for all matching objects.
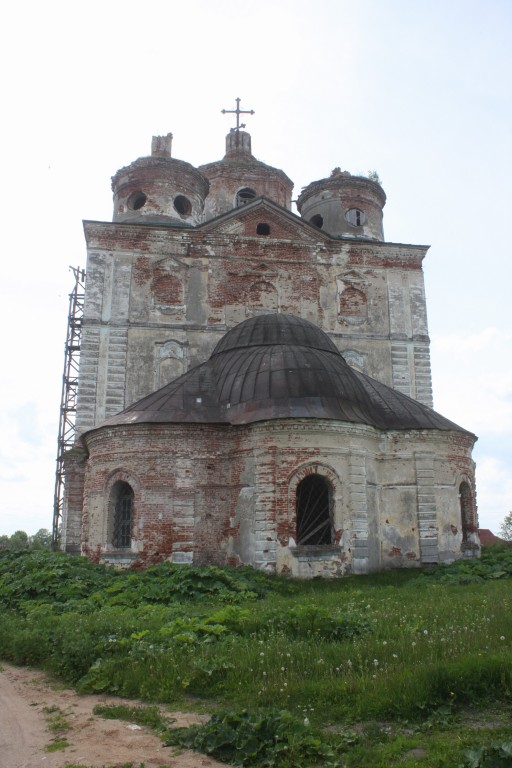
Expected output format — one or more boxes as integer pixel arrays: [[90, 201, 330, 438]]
[[500, 636, 506, 641], [412, 642, 416, 647], [382, 640, 387, 645], [373, 659, 379, 667], [392, 654, 398, 659], [304, 717, 310, 726], [260, 652, 265, 656], [423, 630, 428, 635]]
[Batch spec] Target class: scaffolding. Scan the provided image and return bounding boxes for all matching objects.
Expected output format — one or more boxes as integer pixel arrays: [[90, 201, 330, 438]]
[[52, 266, 86, 550]]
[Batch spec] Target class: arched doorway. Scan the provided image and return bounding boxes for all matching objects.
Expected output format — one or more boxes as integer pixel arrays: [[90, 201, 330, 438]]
[[296, 475, 333, 545]]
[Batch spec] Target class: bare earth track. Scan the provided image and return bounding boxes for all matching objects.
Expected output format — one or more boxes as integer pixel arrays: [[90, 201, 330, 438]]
[[0, 664, 228, 768]]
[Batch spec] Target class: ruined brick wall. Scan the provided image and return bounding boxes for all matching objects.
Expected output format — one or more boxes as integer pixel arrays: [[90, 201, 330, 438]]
[[61, 447, 87, 553], [81, 419, 476, 574], [75, 211, 432, 436]]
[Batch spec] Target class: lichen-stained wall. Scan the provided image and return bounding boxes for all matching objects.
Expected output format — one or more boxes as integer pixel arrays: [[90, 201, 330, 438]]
[[76, 203, 432, 435], [81, 419, 476, 574]]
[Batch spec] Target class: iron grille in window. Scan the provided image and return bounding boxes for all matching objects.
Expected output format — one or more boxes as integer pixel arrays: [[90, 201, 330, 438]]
[[113, 487, 133, 548], [296, 475, 333, 545]]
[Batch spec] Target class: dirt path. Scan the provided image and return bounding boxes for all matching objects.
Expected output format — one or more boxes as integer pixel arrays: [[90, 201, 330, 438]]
[[0, 663, 228, 768]]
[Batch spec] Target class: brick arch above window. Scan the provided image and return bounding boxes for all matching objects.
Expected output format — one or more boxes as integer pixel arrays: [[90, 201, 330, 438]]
[[284, 462, 341, 549], [103, 469, 141, 551]]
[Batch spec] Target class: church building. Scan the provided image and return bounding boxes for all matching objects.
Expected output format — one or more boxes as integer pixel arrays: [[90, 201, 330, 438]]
[[63, 101, 479, 575]]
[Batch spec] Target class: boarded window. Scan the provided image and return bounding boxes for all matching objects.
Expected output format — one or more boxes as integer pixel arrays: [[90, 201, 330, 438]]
[[111, 481, 133, 549], [246, 281, 278, 313], [296, 475, 333, 545], [339, 286, 367, 318]]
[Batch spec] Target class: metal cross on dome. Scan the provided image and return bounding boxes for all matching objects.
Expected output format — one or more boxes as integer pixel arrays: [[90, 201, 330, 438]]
[[221, 97, 255, 131]]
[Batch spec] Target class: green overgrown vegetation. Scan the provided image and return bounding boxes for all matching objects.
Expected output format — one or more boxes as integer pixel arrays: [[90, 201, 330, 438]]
[[2, 547, 512, 766]]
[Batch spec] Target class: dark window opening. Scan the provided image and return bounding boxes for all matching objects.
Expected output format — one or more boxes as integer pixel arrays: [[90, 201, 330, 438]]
[[296, 475, 333, 545], [256, 222, 270, 236], [112, 482, 133, 548], [459, 481, 473, 542], [310, 214, 323, 229], [236, 187, 257, 207], [128, 191, 147, 211], [174, 195, 192, 216], [346, 208, 365, 227]]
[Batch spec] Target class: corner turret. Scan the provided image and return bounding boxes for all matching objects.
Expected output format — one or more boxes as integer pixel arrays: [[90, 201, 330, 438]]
[[111, 133, 209, 226], [297, 169, 386, 240]]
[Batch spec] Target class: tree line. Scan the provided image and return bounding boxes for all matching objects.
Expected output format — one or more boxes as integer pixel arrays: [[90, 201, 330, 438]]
[[0, 529, 52, 551]]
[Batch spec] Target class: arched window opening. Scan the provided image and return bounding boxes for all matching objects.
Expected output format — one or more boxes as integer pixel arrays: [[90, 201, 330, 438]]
[[236, 187, 257, 207], [127, 191, 147, 211], [459, 481, 473, 542], [296, 475, 333, 545], [111, 481, 133, 549], [173, 195, 192, 216], [310, 214, 323, 229], [346, 208, 366, 227], [256, 222, 270, 236]]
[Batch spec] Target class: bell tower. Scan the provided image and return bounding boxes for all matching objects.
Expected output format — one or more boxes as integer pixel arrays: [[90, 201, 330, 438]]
[[297, 168, 386, 241], [111, 133, 209, 226]]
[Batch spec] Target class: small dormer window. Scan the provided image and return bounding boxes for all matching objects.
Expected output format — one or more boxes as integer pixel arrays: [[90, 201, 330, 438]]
[[236, 187, 257, 207], [346, 208, 366, 227]]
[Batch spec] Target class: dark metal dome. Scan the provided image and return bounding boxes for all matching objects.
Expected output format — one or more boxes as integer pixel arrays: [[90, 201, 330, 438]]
[[99, 313, 471, 434], [212, 313, 339, 356]]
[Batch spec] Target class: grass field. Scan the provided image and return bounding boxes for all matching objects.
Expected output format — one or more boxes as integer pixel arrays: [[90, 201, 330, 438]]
[[1, 548, 512, 767]]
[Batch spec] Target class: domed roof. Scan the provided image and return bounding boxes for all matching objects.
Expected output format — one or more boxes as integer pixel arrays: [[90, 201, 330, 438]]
[[98, 313, 470, 434], [212, 313, 339, 356]]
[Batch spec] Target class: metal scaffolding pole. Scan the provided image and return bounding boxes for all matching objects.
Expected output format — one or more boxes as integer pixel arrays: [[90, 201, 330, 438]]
[[52, 266, 86, 550]]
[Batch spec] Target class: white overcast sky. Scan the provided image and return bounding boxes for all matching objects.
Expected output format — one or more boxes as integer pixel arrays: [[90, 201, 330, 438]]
[[0, 0, 510, 536]]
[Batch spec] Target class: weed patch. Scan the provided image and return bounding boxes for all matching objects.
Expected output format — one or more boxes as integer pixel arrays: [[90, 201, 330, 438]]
[[93, 703, 172, 732], [459, 740, 512, 767], [165, 708, 355, 767]]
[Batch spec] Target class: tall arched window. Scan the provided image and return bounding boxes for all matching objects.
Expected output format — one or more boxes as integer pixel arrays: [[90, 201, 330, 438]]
[[111, 481, 134, 549], [296, 475, 333, 545], [459, 481, 473, 542]]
